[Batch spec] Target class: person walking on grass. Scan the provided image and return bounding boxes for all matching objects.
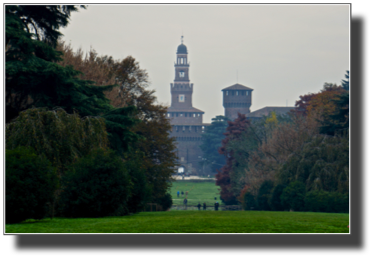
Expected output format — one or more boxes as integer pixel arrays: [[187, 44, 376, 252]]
[[203, 202, 206, 210], [214, 201, 219, 211], [197, 202, 201, 210], [183, 198, 188, 210], [177, 191, 180, 198]]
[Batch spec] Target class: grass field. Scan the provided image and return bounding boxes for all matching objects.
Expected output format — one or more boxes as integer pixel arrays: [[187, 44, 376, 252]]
[[170, 180, 223, 206], [6, 180, 350, 233], [6, 211, 349, 233]]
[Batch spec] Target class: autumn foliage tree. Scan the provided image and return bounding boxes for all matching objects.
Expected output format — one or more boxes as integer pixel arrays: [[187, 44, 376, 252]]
[[56, 42, 177, 204], [216, 113, 250, 204]]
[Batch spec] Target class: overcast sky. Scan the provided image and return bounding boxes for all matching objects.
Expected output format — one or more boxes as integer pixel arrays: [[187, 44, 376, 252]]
[[60, 4, 350, 123]]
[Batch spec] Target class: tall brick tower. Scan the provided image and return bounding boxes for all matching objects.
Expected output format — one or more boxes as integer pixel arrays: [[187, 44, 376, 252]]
[[167, 37, 208, 175], [222, 83, 254, 120]]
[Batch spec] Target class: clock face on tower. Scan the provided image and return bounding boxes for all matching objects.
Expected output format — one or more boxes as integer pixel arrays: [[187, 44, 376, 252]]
[[179, 95, 185, 102]]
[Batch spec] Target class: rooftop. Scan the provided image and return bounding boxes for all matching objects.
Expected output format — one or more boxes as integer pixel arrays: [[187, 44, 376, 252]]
[[222, 83, 254, 91], [168, 106, 205, 113], [246, 106, 295, 118]]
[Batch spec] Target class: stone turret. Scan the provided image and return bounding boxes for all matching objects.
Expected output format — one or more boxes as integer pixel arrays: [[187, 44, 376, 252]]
[[222, 83, 253, 120]]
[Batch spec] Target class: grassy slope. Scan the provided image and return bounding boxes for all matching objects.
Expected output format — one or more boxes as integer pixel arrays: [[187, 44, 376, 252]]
[[6, 211, 349, 233], [170, 180, 224, 206]]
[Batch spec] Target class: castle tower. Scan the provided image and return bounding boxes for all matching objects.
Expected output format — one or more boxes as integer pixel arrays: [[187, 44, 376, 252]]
[[222, 83, 254, 120], [167, 37, 208, 175], [170, 37, 192, 110]]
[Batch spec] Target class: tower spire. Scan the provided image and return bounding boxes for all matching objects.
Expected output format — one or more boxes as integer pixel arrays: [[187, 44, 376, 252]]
[[181, 35, 184, 44]]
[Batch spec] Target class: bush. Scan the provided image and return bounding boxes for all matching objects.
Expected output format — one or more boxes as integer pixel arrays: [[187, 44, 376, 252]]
[[6, 147, 58, 223], [304, 190, 349, 213], [156, 193, 173, 211], [281, 181, 306, 211], [59, 149, 132, 218], [269, 184, 286, 211], [242, 192, 257, 210], [124, 152, 150, 213], [257, 180, 274, 210]]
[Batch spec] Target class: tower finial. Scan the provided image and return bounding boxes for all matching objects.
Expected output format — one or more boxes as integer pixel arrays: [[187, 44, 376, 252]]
[[181, 35, 184, 44]]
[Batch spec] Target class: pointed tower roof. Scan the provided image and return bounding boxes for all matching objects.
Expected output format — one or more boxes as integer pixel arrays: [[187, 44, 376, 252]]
[[177, 35, 188, 54]]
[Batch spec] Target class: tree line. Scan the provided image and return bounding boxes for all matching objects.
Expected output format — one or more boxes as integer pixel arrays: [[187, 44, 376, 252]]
[[201, 73, 349, 213], [5, 5, 176, 223]]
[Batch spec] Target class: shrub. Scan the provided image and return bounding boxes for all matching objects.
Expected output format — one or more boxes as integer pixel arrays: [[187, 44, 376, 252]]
[[269, 184, 286, 211], [257, 180, 274, 210], [304, 190, 349, 213], [281, 181, 306, 211], [156, 193, 173, 211], [6, 147, 58, 223], [59, 149, 132, 218], [242, 192, 257, 210], [125, 154, 150, 214]]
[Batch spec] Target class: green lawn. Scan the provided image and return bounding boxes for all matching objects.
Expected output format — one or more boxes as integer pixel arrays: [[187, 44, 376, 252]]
[[6, 211, 349, 233], [170, 180, 223, 206]]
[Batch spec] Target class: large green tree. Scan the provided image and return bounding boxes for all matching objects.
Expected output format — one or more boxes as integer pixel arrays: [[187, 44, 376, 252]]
[[56, 42, 177, 203], [320, 92, 349, 136], [10, 5, 85, 47], [6, 108, 109, 174]]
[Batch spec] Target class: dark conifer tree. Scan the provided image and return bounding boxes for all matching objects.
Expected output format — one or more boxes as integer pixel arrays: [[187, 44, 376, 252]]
[[6, 5, 114, 122], [200, 115, 229, 172]]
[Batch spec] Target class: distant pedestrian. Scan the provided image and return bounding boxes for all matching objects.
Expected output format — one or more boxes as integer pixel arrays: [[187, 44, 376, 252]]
[[177, 191, 180, 197], [214, 201, 219, 211], [197, 203, 201, 210], [181, 191, 184, 196], [214, 197, 217, 200], [183, 198, 188, 210], [203, 202, 207, 210], [185, 191, 188, 196]]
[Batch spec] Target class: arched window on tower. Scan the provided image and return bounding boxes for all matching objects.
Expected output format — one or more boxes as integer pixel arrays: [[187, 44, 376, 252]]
[[226, 91, 229, 96], [246, 91, 249, 96]]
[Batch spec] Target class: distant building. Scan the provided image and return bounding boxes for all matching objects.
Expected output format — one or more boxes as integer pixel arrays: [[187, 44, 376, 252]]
[[222, 83, 253, 120], [167, 37, 209, 175], [246, 106, 295, 122], [166, 38, 296, 175]]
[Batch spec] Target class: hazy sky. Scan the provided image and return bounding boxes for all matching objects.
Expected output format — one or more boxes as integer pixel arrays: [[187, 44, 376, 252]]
[[60, 4, 350, 123]]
